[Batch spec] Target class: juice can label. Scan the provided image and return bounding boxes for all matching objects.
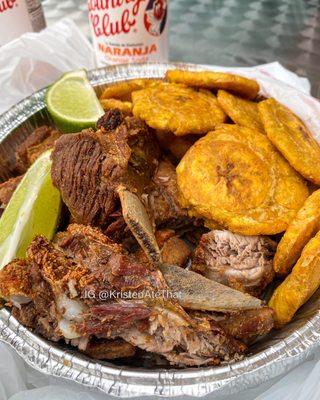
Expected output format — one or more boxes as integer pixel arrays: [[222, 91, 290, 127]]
[[88, 0, 169, 66]]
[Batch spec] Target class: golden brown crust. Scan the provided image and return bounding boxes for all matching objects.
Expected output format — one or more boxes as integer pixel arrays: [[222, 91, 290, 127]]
[[100, 78, 162, 101], [83, 338, 136, 360], [132, 82, 226, 136], [269, 230, 320, 326], [0, 259, 33, 300], [274, 189, 320, 277], [166, 70, 260, 99], [259, 98, 320, 185], [176, 124, 308, 235], [0, 175, 23, 209], [100, 98, 132, 114], [217, 90, 265, 132]]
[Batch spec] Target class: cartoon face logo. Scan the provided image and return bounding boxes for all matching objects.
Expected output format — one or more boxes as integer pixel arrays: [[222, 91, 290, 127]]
[[144, 0, 167, 37]]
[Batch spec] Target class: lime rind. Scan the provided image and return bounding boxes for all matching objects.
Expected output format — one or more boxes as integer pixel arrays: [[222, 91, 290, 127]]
[[0, 150, 61, 269], [45, 70, 104, 133]]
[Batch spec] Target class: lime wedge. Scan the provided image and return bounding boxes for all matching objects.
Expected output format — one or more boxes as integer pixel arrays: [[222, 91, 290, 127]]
[[45, 70, 104, 133], [0, 150, 61, 269]]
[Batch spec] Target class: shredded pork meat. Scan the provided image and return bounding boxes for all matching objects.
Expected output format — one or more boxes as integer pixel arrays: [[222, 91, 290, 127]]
[[192, 230, 276, 297]]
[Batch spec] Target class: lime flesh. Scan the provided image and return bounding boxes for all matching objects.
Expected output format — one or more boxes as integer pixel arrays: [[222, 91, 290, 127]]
[[0, 150, 61, 269], [45, 70, 104, 133]]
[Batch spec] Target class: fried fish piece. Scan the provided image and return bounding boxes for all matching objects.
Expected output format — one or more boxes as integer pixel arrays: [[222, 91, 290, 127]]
[[132, 82, 226, 136], [177, 124, 309, 235], [259, 98, 320, 185], [166, 70, 259, 99], [100, 78, 161, 101], [217, 90, 264, 132], [269, 230, 320, 325], [100, 98, 132, 114], [274, 189, 320, 277]]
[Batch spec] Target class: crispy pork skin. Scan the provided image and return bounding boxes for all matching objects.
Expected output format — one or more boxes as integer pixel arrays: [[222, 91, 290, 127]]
[[192, 230, 276, 297], [51, 110, 160, 228], [0, 224, 246, 366], [0, 259, 62, 342], [216, 308, 274, 342], [0, 175, 23, 211], [196, 307, 274, 343]]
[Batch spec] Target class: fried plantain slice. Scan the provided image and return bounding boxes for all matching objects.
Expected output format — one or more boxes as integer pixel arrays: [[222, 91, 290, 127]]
[[166, 70, 259, 99], [132, 82, 226, 136], [217, 90, 264, 132], [269, 230, 320, 325], [259, 98, 320, 185], [274, 189, 320, 277], [100, 79, 161, 101], [176, 124, 308, 235], [100, 98, 132, 114]]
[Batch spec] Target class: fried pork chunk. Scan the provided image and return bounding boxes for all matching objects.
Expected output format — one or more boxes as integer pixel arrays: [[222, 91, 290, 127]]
[[83, 338, 136, 360], [145, 159, 190, 228], [16, 125, 61, 173], [0, 224, 246, 366], [0, 175, 23, 211], [200, 307, 274, 343], [51, 109, 160, 229], [135, 229, 192, 267], [192, 230, 276, 297]]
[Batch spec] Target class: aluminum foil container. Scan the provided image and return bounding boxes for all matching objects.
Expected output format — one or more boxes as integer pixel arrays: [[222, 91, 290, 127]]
[[1, 63, 320, 398]]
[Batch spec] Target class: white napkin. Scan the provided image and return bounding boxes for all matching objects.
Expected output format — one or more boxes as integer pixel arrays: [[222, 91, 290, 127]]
[[0, 17, 320, 400]]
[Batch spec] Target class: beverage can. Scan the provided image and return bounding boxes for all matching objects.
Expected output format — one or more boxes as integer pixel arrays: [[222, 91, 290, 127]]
[[88, 0, 169, 66], [0, 0, 46, 47]]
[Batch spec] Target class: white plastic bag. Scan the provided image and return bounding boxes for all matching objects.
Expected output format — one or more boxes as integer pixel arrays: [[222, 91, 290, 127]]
[[0, 18, 96, 115]]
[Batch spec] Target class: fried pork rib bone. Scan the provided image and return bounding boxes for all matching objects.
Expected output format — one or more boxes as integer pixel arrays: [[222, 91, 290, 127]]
[[0, 224, 246, 366], [192, 230, 276, 297], [118, 187, 263, 312], [177, 124, 309, 235], [117, 188, 273, 339], [51, 109, 160, 227]]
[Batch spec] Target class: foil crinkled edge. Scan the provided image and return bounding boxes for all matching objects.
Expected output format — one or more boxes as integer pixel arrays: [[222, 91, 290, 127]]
[[0, 63, 320, 397]]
